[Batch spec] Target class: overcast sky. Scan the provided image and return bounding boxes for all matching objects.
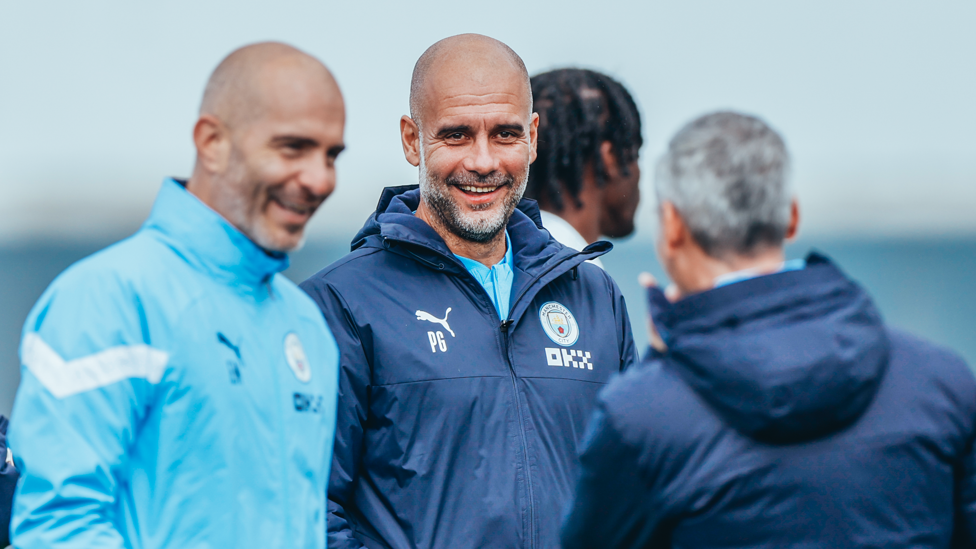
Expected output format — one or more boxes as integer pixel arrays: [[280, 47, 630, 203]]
[[1, 0, 974, 244]]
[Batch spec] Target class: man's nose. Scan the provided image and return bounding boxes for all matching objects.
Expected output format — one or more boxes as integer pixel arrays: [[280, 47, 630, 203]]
[[300, 154, 336, 199], [462, 136, 500, 176]]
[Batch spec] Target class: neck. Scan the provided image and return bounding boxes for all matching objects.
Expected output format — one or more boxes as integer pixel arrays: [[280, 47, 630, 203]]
[[415, 200, 507, 267], [539, 170, 603, 245], [185, 167, 228, 218], [672, 245, 787, 297], [185, 171, 213, 207]]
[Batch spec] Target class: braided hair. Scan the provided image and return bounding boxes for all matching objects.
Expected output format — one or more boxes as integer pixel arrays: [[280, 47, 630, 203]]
[[527, 69, 642, 211]]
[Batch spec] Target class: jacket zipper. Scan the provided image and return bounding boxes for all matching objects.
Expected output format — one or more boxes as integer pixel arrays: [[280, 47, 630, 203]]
[[498, 318, 534, 549], [266, 294, 291, 543], [499, 263, 577, 549], [395, 239, 595, 549], [493, 254, 594, 549]]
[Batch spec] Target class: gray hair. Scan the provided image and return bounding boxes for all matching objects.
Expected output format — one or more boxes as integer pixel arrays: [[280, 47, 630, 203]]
[[655, 111, 792, 258]]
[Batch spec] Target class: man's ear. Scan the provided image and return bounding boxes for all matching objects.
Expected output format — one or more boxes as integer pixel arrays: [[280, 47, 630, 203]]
[[400, 116, 421, 167], [785, 198, 800, 241], [599, 140, 618, 177], [528, 112, 540, 164], [193, 114, 231, 174], [660, 201, 688, 256]]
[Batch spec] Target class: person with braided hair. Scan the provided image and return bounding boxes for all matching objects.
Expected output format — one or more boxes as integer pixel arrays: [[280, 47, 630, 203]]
[[525, 68, 644, 268]]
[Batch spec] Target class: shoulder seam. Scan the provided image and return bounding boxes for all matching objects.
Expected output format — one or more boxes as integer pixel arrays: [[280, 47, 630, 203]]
[[310, 246, 385, 280]]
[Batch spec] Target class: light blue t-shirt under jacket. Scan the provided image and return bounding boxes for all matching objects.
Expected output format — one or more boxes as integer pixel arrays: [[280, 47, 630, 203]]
[[454, 232, 515, 321]]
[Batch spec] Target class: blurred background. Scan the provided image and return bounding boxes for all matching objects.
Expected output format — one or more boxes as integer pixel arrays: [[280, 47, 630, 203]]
[[1, 0, 974, 417]]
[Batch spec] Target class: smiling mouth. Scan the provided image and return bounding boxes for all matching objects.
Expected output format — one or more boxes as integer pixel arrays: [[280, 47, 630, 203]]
[[272, 197, 316, 216], [456, 184, 502, 194]]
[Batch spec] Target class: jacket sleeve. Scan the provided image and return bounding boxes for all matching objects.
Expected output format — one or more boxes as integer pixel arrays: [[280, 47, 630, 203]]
[[8, 274, 164, 549], [608, 274, 639, 372], [300, 277, 370, 549], [0, 416, 18, 548], [561, 402, 666, 549]]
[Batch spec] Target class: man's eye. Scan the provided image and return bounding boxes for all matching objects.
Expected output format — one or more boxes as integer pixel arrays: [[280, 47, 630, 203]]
[[448, 133, 465, 140], [280, 140, 314, 154]]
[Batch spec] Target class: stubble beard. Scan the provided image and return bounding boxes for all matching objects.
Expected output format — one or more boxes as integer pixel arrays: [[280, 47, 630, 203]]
[[216, 149, 307, 253], [419, 152, 528, 244]]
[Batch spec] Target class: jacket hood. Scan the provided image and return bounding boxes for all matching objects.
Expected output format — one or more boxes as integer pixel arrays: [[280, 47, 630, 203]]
[[650, 253, 890, 443]]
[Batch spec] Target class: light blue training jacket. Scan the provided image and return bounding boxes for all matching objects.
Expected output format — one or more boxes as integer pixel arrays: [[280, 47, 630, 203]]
[[9, 179, 340, 548]]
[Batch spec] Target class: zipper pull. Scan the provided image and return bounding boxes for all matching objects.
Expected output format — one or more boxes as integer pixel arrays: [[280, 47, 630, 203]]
[[500, 319, 514, 333]]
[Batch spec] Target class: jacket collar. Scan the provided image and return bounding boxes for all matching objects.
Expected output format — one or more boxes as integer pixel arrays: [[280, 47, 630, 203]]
[[143, 179, 290, 291], [353, 185, 609, 272], [352, 185, 612, 322]]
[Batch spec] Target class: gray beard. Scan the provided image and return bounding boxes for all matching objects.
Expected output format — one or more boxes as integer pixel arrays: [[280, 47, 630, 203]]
[[419, 161, 528, 244], [213, 150, 312, 253]]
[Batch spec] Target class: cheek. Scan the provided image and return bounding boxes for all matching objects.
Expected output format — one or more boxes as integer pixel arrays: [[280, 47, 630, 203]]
[[627, 182, 641, 212], [500, 147, 531, 176], [253, 156, 293, 184], [423, 145, 462, 178]]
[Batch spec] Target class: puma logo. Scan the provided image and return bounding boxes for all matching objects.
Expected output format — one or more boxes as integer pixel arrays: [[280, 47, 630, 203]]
[[217, 332, 242, 360], [416, 308, 455, 337]]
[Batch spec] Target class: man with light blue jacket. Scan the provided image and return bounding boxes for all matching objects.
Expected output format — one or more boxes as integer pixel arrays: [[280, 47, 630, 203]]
[[8, 42, 345, 548]]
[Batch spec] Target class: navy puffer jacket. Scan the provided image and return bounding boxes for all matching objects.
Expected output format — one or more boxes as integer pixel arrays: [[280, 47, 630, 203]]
[[562, 254, 976, 548]]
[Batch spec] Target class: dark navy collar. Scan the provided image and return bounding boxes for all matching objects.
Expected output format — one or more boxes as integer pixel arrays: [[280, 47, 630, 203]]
[[352, 185, 612, 323], [353, 185, 576, 275]]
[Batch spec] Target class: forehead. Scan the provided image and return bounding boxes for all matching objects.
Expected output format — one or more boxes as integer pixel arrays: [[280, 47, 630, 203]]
[[422, 66, 530, 126], [250, 68, 345, 137]]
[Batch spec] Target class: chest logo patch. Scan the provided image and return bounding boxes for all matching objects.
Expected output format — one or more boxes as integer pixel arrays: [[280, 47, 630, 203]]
[[417, 308, 454, 353], [416, 308, 455, 337], [284, 332, 311, 383], [539, 301, 579, 346]]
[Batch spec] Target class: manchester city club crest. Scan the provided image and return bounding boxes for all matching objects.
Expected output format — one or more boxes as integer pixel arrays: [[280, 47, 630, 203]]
[[539, 301, 579, 346], [284, 332, 311, 383]]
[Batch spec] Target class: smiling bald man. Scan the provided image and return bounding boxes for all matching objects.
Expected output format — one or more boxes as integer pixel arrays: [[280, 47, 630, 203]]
[[301, 34, 638, 549], [9, 42, 344, 549]]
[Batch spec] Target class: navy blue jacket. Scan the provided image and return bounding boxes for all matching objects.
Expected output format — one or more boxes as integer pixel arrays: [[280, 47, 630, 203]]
[[301, 186, 638, 549], [562, 253, 976, 549], [1, 415, 18, 547]]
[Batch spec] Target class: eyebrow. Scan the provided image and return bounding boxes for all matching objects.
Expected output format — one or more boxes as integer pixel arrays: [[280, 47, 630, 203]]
[[271, 136, 345, 157], [493, 123, 525, 134], [435, 125, 472, 138], [270, 135, 320, 148]]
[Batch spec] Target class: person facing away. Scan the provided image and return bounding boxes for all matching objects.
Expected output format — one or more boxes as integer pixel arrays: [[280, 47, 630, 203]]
[[300, 34, 638, 549], [561, 111, 976, 548], [8, 42, 345, 549], [523, 68, 644, 269]]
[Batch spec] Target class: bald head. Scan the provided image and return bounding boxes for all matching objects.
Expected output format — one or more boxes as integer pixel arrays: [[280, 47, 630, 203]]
[[189, 41, 346, 253], [201, 41, 341, 130], [409, 34, 531, 127]]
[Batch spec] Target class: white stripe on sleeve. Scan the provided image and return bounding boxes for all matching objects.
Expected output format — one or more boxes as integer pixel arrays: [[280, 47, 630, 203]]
[[21, 333, 169, 399]]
